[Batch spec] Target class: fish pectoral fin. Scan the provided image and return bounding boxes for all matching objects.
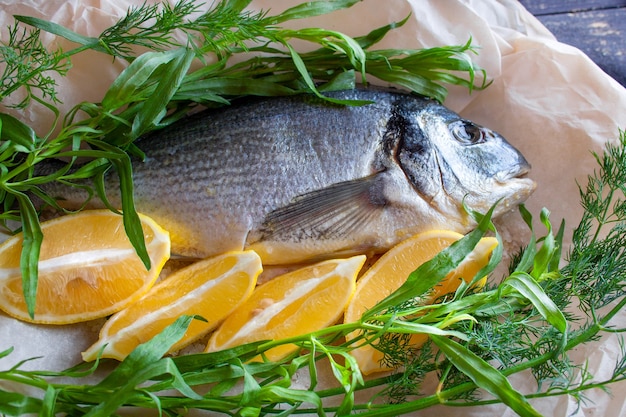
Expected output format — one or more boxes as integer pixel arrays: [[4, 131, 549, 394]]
[[252, 173, 387, 245]]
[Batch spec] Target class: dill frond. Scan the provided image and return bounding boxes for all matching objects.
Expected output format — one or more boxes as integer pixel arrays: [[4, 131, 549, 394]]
[[382, 341, 435, 403], [0, 24, 70, 108]]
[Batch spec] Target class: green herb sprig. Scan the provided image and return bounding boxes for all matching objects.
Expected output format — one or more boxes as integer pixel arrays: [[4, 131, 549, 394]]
[[0, 0, 488, 318], [1, 132, 625, 416]]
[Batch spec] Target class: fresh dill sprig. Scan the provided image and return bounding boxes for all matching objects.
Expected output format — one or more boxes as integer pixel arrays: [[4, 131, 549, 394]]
[[0, 24, 70, 109], [567, 135, 626, 313], [379, 340, 435, 403], [96, 0, 204, 57]]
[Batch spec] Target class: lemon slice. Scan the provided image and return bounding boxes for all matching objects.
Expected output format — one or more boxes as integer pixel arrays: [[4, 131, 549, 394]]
[[206, 255, 366, 362], [82, 250, 262, 361], [344, 230, 498, 375], [0, 210, 170, 324]]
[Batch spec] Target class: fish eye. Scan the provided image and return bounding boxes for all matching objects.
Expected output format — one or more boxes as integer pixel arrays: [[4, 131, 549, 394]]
[[449, 120, 485, 145]]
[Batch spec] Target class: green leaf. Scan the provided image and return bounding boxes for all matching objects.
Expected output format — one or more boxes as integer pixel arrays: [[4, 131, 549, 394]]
[[355, 15, 411, 49], [262, 385, 323, 411], [0, 390, 43, 415], [386, 321, 471, 341], [239, 406, 262, 417], [0, 347, 14, 359], [284, 44, 370, 106], [14, 15, 100, 49], [131, 48, 195, 140], [172, 341, 266, 373], [283, 28, 366, 78], [265, 0, 361, 24], [177, 77, 296, 98], [41, 385, 58, 417], [14, 192, 43, 319], [116, 156, 150, 270], [98, 316, 194, 388], [367, 68, 448, 103], [101, 49, 182, 111], [220, 0, 253, 14], [317, 70, 356, 92], [503, 272, 568, 335], [549, 219, 566, 272], [240, 364, 262, 407], [531, 208, 556, 279], [84, 139, 150, 270], [0, 113, 36, 153], [515, 205, 538, 273], [84, 316, 199, 416], [430, 335, 543, 417]]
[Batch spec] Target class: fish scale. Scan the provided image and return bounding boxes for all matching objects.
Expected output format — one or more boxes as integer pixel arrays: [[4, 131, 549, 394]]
[[40, 87, 535, 264]]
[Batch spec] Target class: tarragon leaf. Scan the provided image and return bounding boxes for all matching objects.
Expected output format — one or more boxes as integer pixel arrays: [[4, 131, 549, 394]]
[[431, 335, 543, 417], [0, 390, 43, 415], [101, 49, 182, 110], [14, 15, 100, 50], [0, 114, 36, 153], [503, 272, 568, 336], [264, 0, 361, 24], [14, 192, 42, 319], [130, 48, 195, 140]]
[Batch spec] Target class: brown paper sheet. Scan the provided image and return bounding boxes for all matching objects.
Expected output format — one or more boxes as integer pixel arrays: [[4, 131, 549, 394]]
[[1, 0, 625, 415]]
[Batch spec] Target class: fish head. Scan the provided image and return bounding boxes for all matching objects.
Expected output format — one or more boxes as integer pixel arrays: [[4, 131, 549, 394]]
[[396, 100, 536, 218]]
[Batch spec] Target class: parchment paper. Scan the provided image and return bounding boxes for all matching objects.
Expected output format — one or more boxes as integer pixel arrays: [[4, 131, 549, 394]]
[[1, 0, 626, 415]]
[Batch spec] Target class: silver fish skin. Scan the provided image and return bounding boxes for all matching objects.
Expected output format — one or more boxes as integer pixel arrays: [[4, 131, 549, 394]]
[[45, 87, 536, 264]]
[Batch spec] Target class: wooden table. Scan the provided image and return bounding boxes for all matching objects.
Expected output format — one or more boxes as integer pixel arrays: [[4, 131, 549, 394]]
[[518, 0, 626, 87]]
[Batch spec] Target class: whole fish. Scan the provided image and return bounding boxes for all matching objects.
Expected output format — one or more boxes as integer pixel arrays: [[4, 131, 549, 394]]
[[44, 87, 535, 264]]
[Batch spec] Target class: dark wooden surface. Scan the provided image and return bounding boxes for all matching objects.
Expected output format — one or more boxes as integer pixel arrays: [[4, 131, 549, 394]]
[[518, 0, 626, 87]]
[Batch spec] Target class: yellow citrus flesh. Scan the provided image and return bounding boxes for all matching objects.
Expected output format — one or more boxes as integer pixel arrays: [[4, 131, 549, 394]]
[[206, 255, 366, 362], [82, 250, 262, 361], [344, 230, 498, 375], [0, 210, 170, 324]]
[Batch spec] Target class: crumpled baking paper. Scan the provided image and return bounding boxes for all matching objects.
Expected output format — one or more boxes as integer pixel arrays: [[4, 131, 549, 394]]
[[1, 0, 625, 415]]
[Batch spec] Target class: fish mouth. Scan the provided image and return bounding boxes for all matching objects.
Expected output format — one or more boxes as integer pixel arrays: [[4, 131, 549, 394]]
[[493, 164, 537, 204], [494, 164, 532, 184]]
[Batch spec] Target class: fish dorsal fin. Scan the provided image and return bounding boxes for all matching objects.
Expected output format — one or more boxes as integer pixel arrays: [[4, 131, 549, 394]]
[[251, 173, 387, 246]]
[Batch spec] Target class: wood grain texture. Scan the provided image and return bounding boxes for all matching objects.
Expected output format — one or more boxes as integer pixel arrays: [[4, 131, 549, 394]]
[[519, 0, 626, 15]]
